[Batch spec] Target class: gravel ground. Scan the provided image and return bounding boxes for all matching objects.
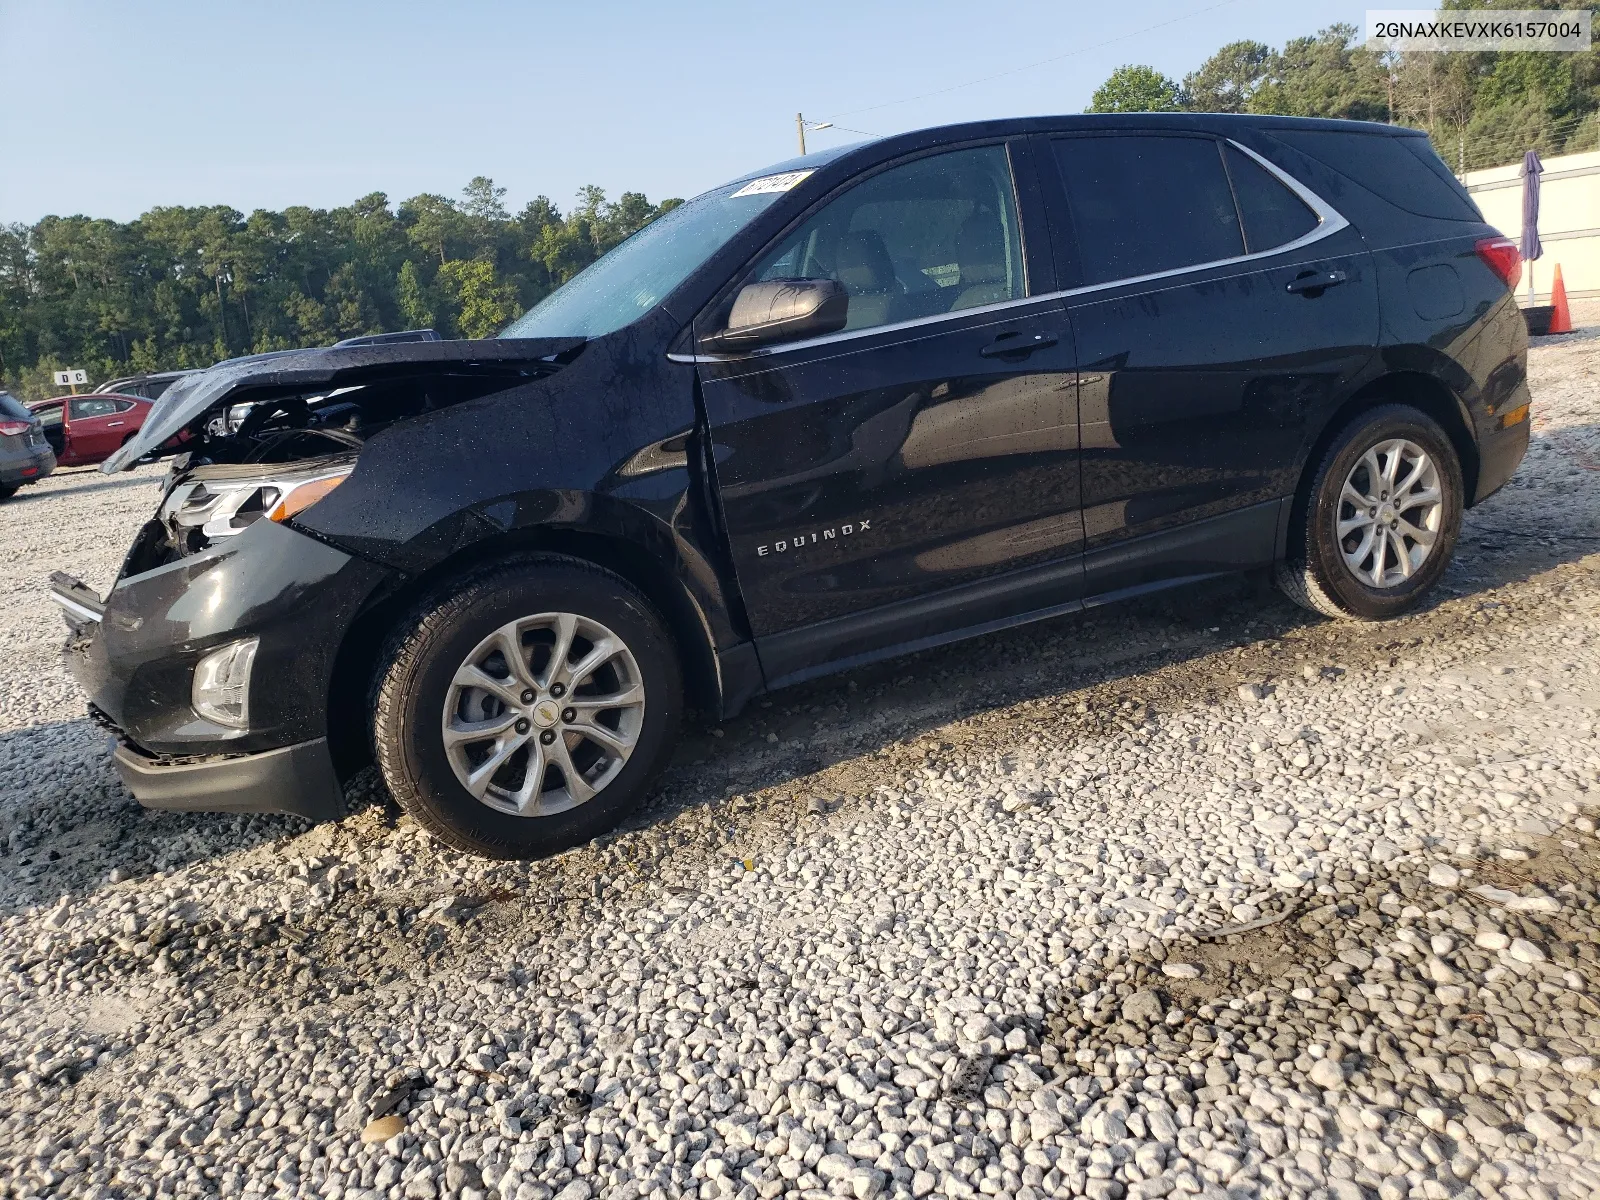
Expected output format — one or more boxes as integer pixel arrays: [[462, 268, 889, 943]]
[[2, 307, 1599, 1200]]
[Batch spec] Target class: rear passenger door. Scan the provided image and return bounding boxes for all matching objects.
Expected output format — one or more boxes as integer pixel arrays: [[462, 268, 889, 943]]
[[1038, 131, 1378, 598]]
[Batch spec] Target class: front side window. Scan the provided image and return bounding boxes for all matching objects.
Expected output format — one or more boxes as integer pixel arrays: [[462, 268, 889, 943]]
[[1052, 135, 1244, 285], [746, 144, 1026, 334]]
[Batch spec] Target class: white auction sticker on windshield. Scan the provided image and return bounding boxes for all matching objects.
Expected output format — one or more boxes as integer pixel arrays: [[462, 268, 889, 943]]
[[730, 170, 814, 198]]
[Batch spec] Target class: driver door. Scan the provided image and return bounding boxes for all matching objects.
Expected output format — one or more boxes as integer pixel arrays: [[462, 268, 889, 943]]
[[694, 140, 1084, 686]]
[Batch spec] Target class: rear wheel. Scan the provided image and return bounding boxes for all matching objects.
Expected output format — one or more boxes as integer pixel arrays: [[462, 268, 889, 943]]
[[0, 484, 16, 501], [1276, 404, 1463, 620], [372, 556, 682, 858]]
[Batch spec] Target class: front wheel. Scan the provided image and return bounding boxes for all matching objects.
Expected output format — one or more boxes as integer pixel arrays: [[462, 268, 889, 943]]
[[372, 555, 682, 858], [1276, 404, 1464, 620]]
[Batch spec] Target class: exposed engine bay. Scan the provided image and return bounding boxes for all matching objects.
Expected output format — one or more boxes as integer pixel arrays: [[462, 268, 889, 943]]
[[115, 348, 577, 576]]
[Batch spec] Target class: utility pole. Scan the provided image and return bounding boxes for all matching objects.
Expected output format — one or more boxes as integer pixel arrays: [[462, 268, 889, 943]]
[[797, 113, 807, 156]]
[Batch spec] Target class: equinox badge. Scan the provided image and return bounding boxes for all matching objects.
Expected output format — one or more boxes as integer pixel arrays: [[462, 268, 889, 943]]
[[757, 519, 872, 556]]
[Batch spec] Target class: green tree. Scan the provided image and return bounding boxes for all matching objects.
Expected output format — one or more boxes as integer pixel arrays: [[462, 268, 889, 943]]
[[395, 260, 437, 330], [399, 194, 463, 267], [1087, 65, 1183, 113], [436, 259, 521, 339], [1249, 24, 1388, 121], [462, 176, 509, 222], [1183, 40, 1271, 113]]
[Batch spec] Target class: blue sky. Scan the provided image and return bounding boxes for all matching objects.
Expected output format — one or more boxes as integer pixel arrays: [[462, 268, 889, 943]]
[[1, 0, 1363, 224]]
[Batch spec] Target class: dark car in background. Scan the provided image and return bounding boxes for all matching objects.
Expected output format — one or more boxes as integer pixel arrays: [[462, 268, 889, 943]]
[[53, 114, 1529, 859], [0, 391, 56, 499], [93, 369, 196, 402], [28, 393, 163, 467]]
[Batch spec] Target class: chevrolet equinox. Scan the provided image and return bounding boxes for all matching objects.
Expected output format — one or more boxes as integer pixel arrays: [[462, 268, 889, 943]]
[[54, 115, 1531, 858]]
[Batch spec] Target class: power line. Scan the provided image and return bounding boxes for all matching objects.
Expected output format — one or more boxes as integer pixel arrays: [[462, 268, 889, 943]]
[[820, 0, 1246, 122]]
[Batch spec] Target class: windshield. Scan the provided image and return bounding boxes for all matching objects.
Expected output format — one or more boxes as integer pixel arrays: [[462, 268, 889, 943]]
[[498, 174, 810, 340]]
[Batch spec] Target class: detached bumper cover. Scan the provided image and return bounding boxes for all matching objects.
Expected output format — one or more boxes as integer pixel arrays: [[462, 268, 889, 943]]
[[59, 517, 391, 756], [113, 737, 346, 822], [50, 571, 105, 629]]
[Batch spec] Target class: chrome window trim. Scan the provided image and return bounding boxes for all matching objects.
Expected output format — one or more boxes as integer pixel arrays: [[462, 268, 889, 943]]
[[672, 137, 1349, 366]]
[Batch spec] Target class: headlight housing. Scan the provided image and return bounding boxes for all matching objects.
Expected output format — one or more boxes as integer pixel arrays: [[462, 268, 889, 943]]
[[192, 637, 259, 728], [161, 461, 353, 548]]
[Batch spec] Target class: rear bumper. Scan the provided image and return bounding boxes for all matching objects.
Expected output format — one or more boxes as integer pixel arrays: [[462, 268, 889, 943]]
[[0, 447, 55, 486], [113, 737, 346, 822], [1473, 411, 1530, 505]]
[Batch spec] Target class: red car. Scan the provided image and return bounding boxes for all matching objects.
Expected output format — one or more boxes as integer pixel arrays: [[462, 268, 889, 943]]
[[27, 393, 160, 467]]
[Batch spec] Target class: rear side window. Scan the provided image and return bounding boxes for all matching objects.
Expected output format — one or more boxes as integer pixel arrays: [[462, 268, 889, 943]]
[[1051, 135, 1243, 285], [1223, 144, 1319, 252], [1268, 130, 1481, 221], [0, 393, 31, 421]]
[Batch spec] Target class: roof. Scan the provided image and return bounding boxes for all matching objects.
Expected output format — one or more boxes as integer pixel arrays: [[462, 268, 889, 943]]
[[720, 113, 1423, 196]]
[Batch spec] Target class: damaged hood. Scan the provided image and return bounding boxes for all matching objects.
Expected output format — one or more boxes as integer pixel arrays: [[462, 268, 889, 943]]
[[101, 337, 584, 472]]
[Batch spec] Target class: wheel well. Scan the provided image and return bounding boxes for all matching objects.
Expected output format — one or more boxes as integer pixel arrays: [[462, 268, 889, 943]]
[[1284, 372, 1479, 557], [324, 528, 724, 782]]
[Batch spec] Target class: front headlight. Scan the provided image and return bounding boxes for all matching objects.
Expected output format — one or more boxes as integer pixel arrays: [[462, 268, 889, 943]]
[[162, 463, 353, 543]]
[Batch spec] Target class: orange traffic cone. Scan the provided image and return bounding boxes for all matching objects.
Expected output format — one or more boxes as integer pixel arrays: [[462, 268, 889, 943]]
[[1549, 263, 1572, 334]]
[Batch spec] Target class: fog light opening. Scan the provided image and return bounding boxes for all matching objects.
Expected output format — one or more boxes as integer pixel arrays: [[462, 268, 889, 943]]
[[192, 637, 259, 729]]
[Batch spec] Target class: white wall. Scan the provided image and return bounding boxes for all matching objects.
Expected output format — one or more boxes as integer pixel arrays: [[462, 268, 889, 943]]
[[1462, 150, 1600, 302]]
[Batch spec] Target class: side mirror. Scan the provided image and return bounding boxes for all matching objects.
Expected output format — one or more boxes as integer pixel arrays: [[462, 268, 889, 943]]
[[703, 278, 849, 352]]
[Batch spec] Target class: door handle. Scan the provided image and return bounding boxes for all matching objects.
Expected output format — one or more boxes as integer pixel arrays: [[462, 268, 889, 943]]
[[1285, 269, 1348, 295], [979, 330, 1059, 358], [107, 421, 125, 427]]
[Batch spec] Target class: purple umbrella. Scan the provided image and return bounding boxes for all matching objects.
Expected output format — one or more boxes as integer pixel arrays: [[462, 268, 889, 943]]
[[1521, 150, 1543, 300]]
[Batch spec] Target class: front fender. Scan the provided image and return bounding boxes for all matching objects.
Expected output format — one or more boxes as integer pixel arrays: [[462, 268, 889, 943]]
[[293, 319, 753, 701]]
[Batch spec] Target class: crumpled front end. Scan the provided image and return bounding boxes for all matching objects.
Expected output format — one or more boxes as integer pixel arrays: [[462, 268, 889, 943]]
[[100, 336, 582, 472], [61, 335, 587, 819], [56, 495, 395, 821]]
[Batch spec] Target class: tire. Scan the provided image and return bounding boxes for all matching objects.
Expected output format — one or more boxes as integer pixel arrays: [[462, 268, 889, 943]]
[[0, 484, 16, 501], [1276, 404, 1464, 620], [372, 555, 682, 858]]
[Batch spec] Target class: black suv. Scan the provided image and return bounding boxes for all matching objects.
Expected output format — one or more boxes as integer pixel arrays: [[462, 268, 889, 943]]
[[56, 114, 1530, 858]]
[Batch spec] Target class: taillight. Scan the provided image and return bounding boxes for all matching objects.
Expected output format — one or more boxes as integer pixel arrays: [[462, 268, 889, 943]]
[[1475, 237, 1522, 290], [0, 420, 30, 437]]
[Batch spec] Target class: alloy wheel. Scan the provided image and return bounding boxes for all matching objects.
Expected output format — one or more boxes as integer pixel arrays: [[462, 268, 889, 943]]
[[1334, 438, 1443, 589], [440, 612, 646, 816]]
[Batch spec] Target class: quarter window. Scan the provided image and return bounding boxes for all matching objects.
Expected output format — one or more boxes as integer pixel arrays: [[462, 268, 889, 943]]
[[748, 144, 1026, 334], [1223, 144, 1318, 253], [1051, 135, 1243, 285]]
